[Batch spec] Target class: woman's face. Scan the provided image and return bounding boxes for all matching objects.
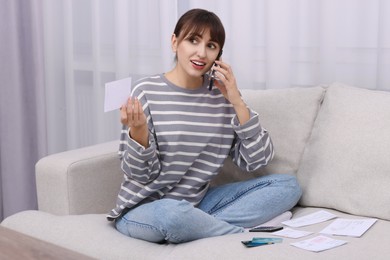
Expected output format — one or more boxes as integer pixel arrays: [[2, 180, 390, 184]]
[[172, 29, 221, 80]]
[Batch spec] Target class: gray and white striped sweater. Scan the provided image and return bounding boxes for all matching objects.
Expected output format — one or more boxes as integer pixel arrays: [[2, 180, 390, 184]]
[[107, 74, 274, 220]]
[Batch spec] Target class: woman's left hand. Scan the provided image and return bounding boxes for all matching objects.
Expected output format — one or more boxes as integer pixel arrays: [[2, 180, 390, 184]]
[[212, 60, 250, 125], [212, 60, 243, 106]]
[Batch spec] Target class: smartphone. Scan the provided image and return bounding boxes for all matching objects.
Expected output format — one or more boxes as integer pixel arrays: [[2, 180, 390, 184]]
[[248, 226, 283, 232], [208, 49, 223, 91]]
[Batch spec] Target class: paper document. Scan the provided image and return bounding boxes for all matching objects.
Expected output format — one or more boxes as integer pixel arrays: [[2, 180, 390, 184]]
[[320, 218, 377, 237], [290, 235, 347, 252], [282, 210, 337, 228], [104, 77, 132, 112], [272, 227, 313, 239]]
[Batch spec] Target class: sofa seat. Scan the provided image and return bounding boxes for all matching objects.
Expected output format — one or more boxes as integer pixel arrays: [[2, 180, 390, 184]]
[[2, 207, 389, 260]]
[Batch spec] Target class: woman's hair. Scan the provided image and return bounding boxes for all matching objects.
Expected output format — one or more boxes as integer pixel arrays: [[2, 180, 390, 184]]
[[173, 9, 225, 52]]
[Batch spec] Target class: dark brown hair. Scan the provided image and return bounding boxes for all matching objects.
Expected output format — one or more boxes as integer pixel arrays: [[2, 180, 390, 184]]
[[173, 9, 225, 51]]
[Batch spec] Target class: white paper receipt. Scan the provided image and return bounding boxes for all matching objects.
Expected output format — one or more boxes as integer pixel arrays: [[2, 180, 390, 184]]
[[272, 227, 313, 239], [104, 77, 132, 112], [282, 210, 337, 228], [291, 235, 347, 252], [320, 218, 377, 237]]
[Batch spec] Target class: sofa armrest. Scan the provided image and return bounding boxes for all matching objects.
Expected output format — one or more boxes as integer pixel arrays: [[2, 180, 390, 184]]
[[36, 141, 123, 215]]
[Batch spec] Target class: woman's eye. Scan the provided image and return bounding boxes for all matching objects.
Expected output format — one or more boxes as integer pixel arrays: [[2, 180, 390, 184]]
[[208, 43, 217, 49], [188, 37, 198, 44]]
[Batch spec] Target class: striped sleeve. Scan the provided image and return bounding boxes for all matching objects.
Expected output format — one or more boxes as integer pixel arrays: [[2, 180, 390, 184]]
[[118, 85, 161, 184], [230, 109, 274, 171], [119, 128, 161, 184]]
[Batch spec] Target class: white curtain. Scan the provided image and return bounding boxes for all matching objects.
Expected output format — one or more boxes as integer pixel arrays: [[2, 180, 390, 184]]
[[1, 0, 46, 220], [42, 0, 390, 154]]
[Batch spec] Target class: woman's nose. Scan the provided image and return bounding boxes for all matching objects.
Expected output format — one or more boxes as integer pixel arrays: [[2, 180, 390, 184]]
[[197, 45, 207, 58]]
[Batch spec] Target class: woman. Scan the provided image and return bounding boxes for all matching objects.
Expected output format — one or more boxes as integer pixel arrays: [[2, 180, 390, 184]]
[[108, 8, 302, 244]]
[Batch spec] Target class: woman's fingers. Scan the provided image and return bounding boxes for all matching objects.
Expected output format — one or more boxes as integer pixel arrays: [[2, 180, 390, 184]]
[[213, 60, 241, 104], [135, 98, 147, 125], [133, 98, 140, 121], [120, 97, 146, 127], [120, 103, 128, 125]]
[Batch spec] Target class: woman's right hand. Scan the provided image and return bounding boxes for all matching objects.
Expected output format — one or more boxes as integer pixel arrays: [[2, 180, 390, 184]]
[[120, 97, 149, 147], [120, 97, 146, 128]]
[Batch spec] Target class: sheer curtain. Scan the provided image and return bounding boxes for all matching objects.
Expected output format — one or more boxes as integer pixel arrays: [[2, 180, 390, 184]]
[[43, 0, 390, 154], [43, 0, 179, 154], [0, 0, 46, 220], [1, 0, 389, 220]]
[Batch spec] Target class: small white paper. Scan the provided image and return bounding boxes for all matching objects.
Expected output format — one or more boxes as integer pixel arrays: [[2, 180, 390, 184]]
[[104, 77, 132, 112], [320, 218, 377, 237], [290, 235, 347, 252], [282, 210, 337, 228], [272, 227, 313, 239]]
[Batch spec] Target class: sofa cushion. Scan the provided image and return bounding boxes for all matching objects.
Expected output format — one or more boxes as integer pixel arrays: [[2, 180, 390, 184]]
[[212, 86, 326, 186], [297, 83, 390, 220]]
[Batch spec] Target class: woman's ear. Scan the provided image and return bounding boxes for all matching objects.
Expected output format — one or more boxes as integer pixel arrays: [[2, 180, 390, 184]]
[[171, 34, 178, 52]]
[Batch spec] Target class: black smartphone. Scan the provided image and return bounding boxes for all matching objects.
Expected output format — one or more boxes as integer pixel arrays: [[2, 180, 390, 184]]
[[248, 226, 283, 232], [208, 49, 223, 91]]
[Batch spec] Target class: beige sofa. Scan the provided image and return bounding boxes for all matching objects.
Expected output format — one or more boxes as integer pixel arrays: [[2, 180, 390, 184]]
[[2, 83, 390, 259]]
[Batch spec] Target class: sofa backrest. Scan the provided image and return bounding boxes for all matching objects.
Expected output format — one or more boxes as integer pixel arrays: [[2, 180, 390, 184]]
[[216, 83, 390, 221], [212, 86, 326, 186], [297, 83, 390, 220]]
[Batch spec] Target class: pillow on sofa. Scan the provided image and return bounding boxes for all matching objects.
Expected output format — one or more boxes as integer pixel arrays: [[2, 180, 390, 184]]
[[297, 83, 390, 220], [212, 86, 326, 186]]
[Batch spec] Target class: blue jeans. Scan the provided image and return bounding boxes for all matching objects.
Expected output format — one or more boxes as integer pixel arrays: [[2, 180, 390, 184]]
[[115, 174, 302, 243]]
